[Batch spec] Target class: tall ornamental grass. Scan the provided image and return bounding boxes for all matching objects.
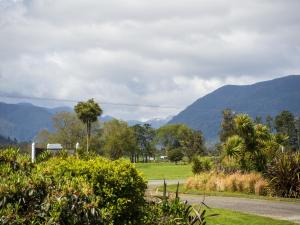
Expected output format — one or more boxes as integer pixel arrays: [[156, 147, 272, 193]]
[[186, 172, 268, 195]]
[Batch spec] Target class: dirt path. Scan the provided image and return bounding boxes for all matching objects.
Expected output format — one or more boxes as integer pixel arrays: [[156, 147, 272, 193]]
[[148, 180, 300, 224]]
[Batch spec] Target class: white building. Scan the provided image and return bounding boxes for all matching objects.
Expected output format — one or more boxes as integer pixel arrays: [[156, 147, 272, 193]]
[[47, 143, 63, 151]]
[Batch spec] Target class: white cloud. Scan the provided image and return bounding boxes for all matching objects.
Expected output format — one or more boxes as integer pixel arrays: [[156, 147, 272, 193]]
[[0, 0, 300, 120]]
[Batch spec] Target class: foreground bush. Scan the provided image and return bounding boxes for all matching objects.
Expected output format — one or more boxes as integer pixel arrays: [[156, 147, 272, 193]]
[[186, 172, 268, 195], [143, 181, 218, 224], [265, 152, 300, 198], [0, 149, 147, 224]]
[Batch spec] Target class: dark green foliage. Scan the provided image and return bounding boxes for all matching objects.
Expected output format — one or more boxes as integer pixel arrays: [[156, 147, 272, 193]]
[[219, 108, 236, 142], [167, 148, 184, 163], [157, 124, 205, 162], [265, 114, 274, 132], [131, 123, 156, 162], [254, 116, 262, 124], [156, 124, 186, 149], [192, 157, 203, 174], [180, 130, 205, 162], [275, 111, 298, 150], [192, 157, 212, 174], [101, 119, 137, 160], [265, 152, 300, 198], [35, 150, 52, 163], [0, 149, 147, 224]]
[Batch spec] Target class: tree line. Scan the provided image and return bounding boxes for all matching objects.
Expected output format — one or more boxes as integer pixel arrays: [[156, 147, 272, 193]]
[[35, 99, 205, 163], [35, 99, 300, 166]]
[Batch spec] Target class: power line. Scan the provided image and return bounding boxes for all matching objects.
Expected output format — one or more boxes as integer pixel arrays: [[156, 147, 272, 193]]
[[0, 94, 182, 109]]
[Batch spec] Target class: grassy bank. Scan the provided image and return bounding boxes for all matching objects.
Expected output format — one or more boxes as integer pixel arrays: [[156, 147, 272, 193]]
[[135, 162, 192, 179], [206, 208, 298, 225], [158, 184, 300, 203]]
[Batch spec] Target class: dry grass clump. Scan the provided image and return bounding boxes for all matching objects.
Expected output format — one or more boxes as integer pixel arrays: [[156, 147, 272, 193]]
[[185, 172, 268, 195]]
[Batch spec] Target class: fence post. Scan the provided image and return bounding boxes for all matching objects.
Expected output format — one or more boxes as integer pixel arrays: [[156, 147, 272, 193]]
[[31, 142, 35, 163]]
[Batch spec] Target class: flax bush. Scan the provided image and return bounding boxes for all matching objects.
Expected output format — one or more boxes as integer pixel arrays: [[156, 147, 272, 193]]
[[265, 152, 300, 198]]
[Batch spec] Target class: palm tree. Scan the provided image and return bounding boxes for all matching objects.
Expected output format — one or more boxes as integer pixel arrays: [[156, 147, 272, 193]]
[[74, 99, 102, 152]]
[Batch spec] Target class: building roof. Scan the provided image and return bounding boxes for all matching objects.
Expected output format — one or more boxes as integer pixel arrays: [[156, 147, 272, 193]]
[[47, 143, 63, 150]]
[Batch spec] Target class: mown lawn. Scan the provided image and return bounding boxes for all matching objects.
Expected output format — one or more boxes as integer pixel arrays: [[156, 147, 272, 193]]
[[206, 208, 298, 225], [134, 162, 192, 179]]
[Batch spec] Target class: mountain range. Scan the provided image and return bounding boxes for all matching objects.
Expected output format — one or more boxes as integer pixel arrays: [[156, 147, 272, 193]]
[[169, 75, 300, 141], [0, 102, 170, 141], [127, 116, 173, 129], [1, 75, 300, 142]]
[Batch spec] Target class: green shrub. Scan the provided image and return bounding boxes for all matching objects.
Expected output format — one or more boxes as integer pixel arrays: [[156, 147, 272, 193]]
[[192, 157, 212, 174], [219, 156, 240, 173], [36, 150, 52, 163], [167, 148, 184, 163], [0, 149, 147, 224], [1, 149, 217, 224], [265, 152, 300, 198]]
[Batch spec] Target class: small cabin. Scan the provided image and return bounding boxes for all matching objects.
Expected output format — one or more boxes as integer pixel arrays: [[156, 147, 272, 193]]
[[160, 155, 168, 160], [47, 143, 63, 152]]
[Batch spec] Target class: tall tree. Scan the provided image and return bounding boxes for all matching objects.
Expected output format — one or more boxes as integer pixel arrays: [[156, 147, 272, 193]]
[[35, 112, 86, 149], [275, 111, 298, 150], [254, 116, 262, 124], [132, 124, 155, 162], [101, 119, 137, 160], [52, 112, 86, 149], [74, 99, 102, 152], [219, 109, 236, 142], [156, 124, 184, 149], [180, 129, 205, 162], [156, 124, 205, 162]]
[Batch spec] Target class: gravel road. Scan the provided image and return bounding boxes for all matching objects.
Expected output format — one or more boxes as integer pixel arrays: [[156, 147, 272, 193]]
[[148, 179, 300, 224]]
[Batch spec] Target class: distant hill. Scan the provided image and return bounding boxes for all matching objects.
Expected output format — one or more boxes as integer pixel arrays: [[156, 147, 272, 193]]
[[0, 102, 55, 141], [0, 102, 118, 141], [0, 134, 17, 145], [128, 116, 173, 129], [169, 75, 300, 141], [0, 101, 169, 141]]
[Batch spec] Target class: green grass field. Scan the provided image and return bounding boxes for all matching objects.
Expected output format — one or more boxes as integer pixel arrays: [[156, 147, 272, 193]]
[[206, 208, 297, 225], [134, 162, 192, 179]]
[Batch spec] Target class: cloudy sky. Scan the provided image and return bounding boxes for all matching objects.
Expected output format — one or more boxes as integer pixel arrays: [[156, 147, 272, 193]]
[[0, 0, 300, 120]]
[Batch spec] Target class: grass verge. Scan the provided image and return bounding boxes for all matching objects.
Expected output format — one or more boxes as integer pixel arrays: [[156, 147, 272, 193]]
[[135, 162, 192, 179], [157, 184, 300, 203], [206, 208, 298, 225]]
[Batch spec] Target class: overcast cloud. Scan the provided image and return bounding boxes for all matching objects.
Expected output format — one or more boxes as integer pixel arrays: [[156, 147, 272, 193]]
[[0, 0, 300, 120]]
